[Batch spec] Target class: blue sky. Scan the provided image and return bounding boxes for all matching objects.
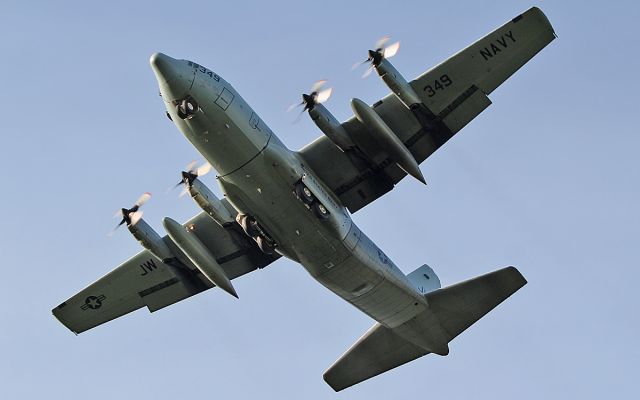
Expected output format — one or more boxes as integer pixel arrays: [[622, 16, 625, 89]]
[[1, 1, 638, 398]]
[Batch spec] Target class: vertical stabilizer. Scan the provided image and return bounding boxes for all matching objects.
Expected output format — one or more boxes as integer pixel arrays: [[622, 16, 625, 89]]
[[406, 264, 441, 294]]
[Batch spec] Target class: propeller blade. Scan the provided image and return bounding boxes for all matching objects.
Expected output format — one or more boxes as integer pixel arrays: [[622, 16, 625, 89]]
[[129, 211, 143, 226], [166, 177, 185, 195], [384, 41, 400, 58], [109, 192, 151, 235], [351, 61, 365, 71], [196, 162, 212, 177], [179, 185, 190, 198], [311, 79, 327, 93], [185, 160, 197, 174], [135, 192, 152, 207], [287, 102, 302, 113], [315, 87, 333, 104], [374, 35, 390, 51], [108, 218, 126, 237], [171, 180, 183, 191], [362, 65, 374, 78]]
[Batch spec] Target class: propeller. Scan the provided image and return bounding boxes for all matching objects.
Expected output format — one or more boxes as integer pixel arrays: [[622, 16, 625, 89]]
[[173, 160, 212, 197], [352, 36, 400, 78], [287, 80, 333, 122], [110, 192, 151, 234]]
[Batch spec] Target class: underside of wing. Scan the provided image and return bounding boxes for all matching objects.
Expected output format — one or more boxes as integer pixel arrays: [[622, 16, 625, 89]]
[[299, 7, 556, 213], [52, 210, 277, 334]]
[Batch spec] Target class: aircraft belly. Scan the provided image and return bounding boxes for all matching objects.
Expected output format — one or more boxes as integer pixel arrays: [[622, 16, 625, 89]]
[[215, 138, 350, 256], [218, 145, 426, 328], [314, 234, 427, 328]]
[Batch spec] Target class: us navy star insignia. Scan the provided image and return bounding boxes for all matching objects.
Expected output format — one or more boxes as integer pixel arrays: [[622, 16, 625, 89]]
[[81, 295, 106, 310]]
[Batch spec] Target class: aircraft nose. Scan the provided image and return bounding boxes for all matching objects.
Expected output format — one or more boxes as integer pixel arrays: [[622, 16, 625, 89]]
[[150, 52, 193, 101], [149, 52, 180, 80]]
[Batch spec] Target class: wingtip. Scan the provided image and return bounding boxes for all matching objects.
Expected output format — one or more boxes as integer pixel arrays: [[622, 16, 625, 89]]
[[51, 307, 81, 335], [510, 266, 527, 287], [322, 371, 346, 392]]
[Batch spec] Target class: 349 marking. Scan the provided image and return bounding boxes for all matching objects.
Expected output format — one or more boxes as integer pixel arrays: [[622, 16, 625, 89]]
[[422, 74, 453, 97], [188, 61, 221, 81]]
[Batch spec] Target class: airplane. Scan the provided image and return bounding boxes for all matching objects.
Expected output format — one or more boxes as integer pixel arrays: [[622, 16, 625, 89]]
[[52, 7, 556, 391]]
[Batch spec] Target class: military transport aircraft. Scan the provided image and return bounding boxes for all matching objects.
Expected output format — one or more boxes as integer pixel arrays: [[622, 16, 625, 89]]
[[53, 7, 555, 391]]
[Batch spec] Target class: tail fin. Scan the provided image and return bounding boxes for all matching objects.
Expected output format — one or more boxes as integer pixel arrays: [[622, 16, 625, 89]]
[[406, 264, 441, 294], [323, 266, 526, 392]]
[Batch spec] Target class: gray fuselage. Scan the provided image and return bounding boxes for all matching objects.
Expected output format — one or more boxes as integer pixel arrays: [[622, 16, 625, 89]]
[[152, 53, 427, 328]]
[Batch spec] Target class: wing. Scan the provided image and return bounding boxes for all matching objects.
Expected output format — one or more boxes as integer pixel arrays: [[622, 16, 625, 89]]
[[299, 7, 556, 213], [52, 208, 278, 334]]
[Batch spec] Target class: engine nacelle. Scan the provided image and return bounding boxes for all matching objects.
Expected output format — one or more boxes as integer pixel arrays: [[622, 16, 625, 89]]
[[127, 218, 174, 262], [308, 103, 354, 152], [187, 178, 235, 227], [375, 58, 422, 109]]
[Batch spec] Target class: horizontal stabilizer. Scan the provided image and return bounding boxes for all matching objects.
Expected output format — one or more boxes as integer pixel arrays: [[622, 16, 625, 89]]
[[323, 323, 429, 392], [324, 266, 526, 391], [425, 266, 526, 342]]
